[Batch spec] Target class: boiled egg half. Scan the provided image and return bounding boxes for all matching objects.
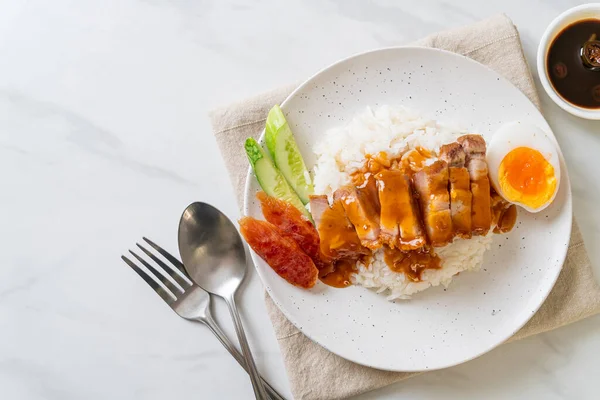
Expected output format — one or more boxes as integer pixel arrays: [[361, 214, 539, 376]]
[[486, 122, 560, 213]]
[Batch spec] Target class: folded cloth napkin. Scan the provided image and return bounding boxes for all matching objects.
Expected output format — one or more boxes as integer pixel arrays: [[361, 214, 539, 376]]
[[209, 14, 600, 400]]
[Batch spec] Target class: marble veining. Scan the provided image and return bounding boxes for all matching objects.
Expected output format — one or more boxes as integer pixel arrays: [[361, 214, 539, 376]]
[[1, 0, 599, 399]]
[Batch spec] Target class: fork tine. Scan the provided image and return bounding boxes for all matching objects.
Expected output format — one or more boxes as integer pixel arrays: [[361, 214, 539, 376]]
[[142, 237, 189, 277], [136, 243, 191, 289], [129, 250, 183, 297], [121, 255, 175, 305]]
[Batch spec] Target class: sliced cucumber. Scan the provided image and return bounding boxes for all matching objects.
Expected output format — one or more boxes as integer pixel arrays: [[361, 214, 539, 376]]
[[265, 105, 314, 205], [245, 138, 311, 219]]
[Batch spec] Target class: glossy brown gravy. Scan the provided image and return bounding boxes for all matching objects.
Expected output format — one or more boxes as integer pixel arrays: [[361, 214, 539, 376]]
[[493, 204, 517, 234], [316, 200, 366, 260], [315, 194, 368, 288], [491, 190, 518, 234], [547, 18, 600, 109], [351, 147, 433, 180], [319, 148, 440, 288], [383, 246, 441, 282], [320, 258, 364, 288], [400, 147, 434, 174], [320, 247, 441, 288], [318, 146, 515, 289]]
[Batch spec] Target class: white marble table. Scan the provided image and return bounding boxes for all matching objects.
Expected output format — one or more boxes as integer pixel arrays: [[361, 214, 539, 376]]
[[1, 1, 600, 399]]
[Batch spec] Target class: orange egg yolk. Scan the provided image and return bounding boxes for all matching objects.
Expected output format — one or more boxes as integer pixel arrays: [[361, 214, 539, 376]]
[[498, 147, 556, 209]]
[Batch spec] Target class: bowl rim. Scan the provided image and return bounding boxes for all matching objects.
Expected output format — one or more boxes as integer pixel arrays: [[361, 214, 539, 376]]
[[536, 3, 600, 120]]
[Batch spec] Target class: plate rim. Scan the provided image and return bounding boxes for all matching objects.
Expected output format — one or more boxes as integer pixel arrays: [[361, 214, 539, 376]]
[[243, 46, 573, 372]]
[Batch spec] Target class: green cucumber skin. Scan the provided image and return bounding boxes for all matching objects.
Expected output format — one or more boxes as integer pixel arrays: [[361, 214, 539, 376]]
[[265, 106, 284, 158], [244, 138, 311, 219], [265, 105, 314, 204], [245, 137, 264, 166]]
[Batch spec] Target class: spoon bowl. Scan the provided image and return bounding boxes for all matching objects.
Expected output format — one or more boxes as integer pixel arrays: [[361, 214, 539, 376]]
[[178, 202, 246, 295], [178, 202, 268, 400]]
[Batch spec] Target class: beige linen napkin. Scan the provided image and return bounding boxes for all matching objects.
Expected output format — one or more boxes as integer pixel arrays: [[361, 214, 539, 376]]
[[210, 14, 600, 400]]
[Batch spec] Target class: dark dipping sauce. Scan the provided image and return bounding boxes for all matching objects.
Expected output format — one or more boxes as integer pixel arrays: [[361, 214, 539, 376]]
[[547, 19, 600, 109]]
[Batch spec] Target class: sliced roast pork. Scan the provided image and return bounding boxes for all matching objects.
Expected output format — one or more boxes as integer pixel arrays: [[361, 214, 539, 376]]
[[439, 142, 472, 238], [333, 183, 381, 250], [375, 169, 425, 250], [309, 195, 368, 261], [457, 134, 492, 235], [413, 160, 453, 247]]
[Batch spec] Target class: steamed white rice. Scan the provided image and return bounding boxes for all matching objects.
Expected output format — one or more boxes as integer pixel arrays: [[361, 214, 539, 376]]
[[311, 105, 492, 300]]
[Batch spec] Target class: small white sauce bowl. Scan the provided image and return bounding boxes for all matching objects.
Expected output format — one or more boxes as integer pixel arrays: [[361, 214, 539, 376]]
[[537, 3, 600, 120]]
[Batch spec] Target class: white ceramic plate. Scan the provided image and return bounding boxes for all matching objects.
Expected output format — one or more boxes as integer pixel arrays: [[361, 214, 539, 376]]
[[243, 47, 572, 372]]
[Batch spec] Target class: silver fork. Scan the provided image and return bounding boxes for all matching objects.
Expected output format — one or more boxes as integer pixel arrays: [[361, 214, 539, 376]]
[[121, 237, 285, 400]]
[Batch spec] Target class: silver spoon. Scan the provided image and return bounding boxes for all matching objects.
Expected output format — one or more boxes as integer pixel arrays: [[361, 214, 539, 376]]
[[178, 202, 268, 400]]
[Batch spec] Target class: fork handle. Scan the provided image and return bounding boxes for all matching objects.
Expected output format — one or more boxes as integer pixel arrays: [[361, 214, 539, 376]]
[[201, 315, 286, 400]]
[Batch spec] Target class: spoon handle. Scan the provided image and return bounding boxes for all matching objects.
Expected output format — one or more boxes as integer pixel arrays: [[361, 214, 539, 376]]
[[225, 295, 269, 400], [202, 314, 286, 400]]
